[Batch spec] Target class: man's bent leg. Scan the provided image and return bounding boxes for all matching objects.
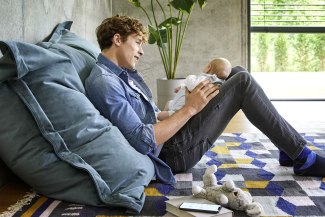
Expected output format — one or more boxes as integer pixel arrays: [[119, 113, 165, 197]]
[[215, 73, 325, 177], [160, 72, 306, 173], [160, 72, 250, 172]]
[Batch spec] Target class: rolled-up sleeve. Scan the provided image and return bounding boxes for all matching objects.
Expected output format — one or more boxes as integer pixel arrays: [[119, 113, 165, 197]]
[[86, 70, 156, 155]]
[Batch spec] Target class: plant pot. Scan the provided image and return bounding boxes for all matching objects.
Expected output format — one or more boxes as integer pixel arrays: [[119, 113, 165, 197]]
[[156, 78, 185, 110]]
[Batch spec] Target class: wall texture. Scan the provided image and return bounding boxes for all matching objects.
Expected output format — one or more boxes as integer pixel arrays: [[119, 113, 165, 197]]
[[0, 0, 112, 44], [0, 0, 112, 189], [0, 0, 248, 107], [112, 0, 248, 99]]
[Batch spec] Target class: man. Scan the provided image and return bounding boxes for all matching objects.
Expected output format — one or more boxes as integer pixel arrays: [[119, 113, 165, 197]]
[[86, 15, 325, 184]]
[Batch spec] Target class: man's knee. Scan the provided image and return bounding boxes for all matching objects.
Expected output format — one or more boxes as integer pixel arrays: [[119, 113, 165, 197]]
[[227, 66, 248, 79], [231, 69, 251, 80], [228, 70, 255, 92]]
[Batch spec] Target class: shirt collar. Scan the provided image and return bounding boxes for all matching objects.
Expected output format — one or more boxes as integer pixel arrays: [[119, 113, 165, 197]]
[[123, 67, 137, 74], [97, 53, 125, 77], [97, 53, 138, 76]]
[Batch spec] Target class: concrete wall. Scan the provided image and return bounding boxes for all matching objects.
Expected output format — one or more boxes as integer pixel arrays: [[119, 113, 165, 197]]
[[0, 0, 112, 45], [0, 0, 112, 189], [1, 0, 248, 102], [112, 0, 248, 99]]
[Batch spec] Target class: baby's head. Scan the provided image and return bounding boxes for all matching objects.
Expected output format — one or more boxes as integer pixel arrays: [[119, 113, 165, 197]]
[[203, 58, 232, 79]]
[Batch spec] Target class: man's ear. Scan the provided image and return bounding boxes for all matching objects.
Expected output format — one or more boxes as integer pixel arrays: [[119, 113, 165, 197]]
[[113, 33, 122, 46]]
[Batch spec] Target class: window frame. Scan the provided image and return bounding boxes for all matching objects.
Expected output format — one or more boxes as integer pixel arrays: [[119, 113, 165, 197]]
[[247, 0, 325, 101]]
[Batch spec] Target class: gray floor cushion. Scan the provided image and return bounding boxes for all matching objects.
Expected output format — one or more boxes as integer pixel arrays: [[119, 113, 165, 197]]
[[0, 22, 155, 214]]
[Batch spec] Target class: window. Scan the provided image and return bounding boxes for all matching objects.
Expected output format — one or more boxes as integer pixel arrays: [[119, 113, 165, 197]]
[[249, 0, 325, 100]]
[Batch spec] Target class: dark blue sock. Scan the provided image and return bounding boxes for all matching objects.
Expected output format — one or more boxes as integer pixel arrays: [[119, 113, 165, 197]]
[[279, 150, 293, 166], [293, 146, 325, 177]]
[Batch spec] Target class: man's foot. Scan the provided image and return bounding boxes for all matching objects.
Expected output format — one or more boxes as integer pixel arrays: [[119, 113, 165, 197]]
[[293, 147, 325, 177], [279, 150, 293, 166]]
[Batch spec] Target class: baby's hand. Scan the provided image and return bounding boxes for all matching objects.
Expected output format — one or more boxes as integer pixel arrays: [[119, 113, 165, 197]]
[[174, 86, 181, 93]]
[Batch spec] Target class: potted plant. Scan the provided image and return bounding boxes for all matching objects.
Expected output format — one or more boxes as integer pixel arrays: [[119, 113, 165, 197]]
[[128, 0, 208, 109]]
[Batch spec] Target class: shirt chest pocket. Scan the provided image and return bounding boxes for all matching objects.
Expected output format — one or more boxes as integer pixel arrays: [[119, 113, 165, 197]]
[[128, 91, 146, 120]]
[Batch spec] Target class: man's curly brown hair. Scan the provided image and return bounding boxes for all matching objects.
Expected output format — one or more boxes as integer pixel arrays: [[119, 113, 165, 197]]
[[96, 15, 148, 51]]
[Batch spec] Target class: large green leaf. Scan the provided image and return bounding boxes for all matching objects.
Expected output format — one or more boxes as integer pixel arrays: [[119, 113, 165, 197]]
[[198, 0, 208, 9], [170, 0, 196, 14], [148, 25, 168, 47], [128, 0, 141, 7], [148, 25, 158, 44], [159, 17, 182, 28], [148, 33, 157, 44]]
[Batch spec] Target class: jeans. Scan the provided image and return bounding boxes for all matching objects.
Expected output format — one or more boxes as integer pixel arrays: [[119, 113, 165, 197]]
[[159, 70, 306, 173]]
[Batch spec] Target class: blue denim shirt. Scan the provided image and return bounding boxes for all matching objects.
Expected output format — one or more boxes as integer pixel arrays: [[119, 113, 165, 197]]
[[85, 54, 176, 184]]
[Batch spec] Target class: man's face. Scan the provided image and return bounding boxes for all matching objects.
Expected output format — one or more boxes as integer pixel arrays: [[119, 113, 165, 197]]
[[117, 33, 144, 69]]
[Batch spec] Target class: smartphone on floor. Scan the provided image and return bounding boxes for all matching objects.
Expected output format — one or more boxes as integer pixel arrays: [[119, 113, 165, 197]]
[[179, 202, 222, 214]]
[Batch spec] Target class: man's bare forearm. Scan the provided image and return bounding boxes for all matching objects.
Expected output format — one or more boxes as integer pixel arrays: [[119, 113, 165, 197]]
[[153, 106, 196, 145]]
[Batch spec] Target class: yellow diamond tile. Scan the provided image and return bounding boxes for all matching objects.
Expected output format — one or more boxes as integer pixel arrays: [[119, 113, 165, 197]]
[[211, 146, 229, 154], [144, 187, 163, 196], [225, 142, 241, 147], [245, 181, 269, 188], [219, 164, 238, 169], [234, 158, 253, 164], [308, 145, 321, 151]]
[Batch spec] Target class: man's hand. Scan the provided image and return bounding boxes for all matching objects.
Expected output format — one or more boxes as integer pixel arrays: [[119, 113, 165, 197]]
[[153, 80, 219, 145], [183, 80, 219, 116]]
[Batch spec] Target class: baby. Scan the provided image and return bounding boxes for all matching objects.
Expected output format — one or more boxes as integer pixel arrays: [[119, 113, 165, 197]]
[[157, 58, 232, 121]]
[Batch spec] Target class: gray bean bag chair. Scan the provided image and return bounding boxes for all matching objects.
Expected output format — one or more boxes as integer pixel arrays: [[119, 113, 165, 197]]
[[0, 21, 154, 214]]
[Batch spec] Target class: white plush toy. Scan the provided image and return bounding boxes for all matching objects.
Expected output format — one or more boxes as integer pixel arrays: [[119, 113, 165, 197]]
[[192, 165, 263, 217]]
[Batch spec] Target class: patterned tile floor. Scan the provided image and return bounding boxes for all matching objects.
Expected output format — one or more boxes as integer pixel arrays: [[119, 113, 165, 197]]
[[3, 133, 325, 217], [166, 133, 325, 216]]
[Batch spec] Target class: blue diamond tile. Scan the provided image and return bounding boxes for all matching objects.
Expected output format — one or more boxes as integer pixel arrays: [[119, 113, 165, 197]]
[[235, 136, 247, 142], [303, 136, 314, 142], [266, 181, 284, 196], [154, 197, 168, 216], [215, 170, 226, 180], [245, 150, 257, 158], [258, 168, 274, 180], [320, 182, 325, 191], [276, 197, 296, 216], [156, 184, 175, 194], [206, 159, 222, 167], [252, 159, 267, 168], [240, 143, 252, 150], [205, 150, 217, 158], [233, 133, 242, 137]]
